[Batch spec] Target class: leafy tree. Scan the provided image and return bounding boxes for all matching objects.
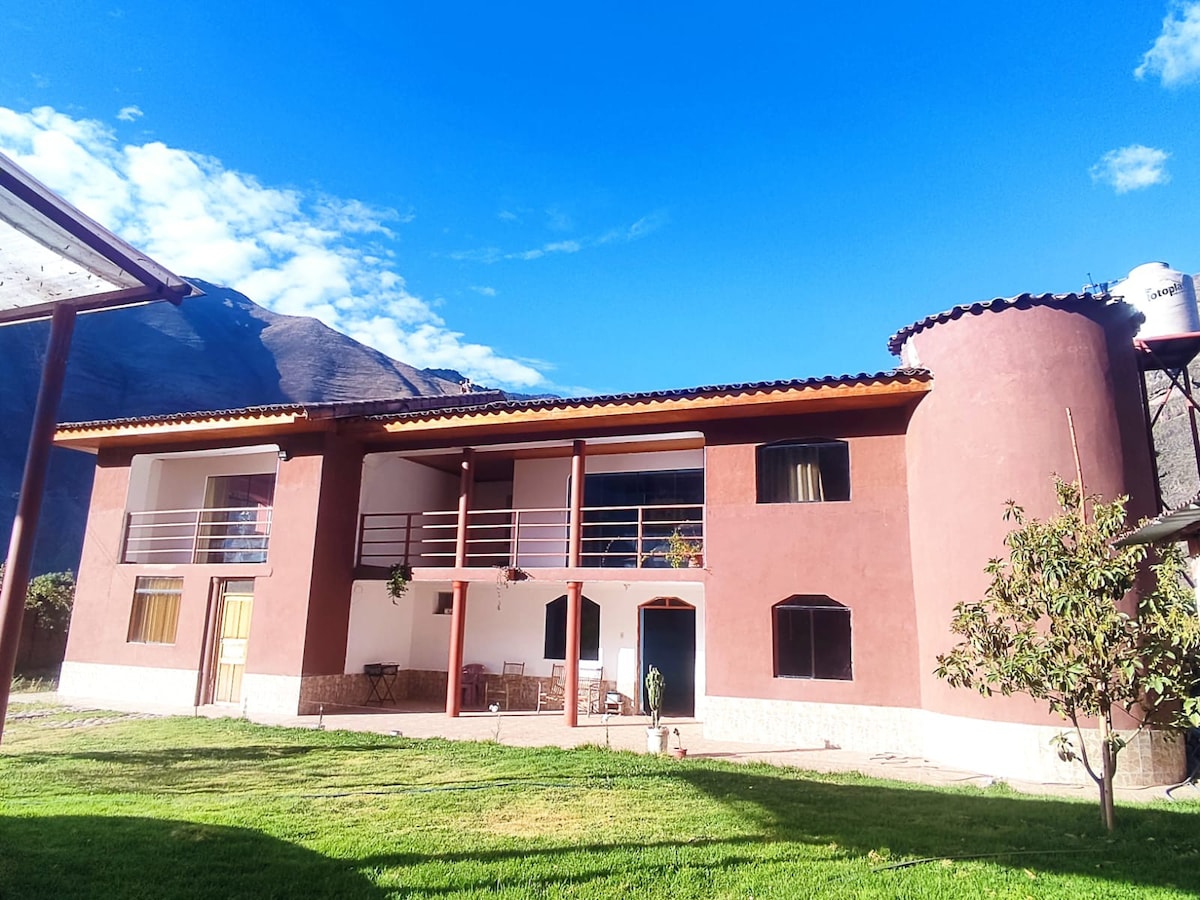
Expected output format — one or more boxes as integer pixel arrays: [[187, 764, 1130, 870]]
[[0, 564, 75, 633], [935, 479, 1200, 831]]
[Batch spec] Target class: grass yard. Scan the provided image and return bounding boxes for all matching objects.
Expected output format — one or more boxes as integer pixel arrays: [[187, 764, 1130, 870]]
[[1, 703, 1199, 898]]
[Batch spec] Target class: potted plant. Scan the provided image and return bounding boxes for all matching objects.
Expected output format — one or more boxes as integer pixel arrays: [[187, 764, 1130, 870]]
[[665, 530, 703, 568], [387, 562, 413, 602], [645, 665, 668, 753], [670, 726, 687, 759]]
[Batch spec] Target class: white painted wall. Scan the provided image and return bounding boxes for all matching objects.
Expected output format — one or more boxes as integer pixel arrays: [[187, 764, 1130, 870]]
[[359, 455, 459, 514], [345, 579, 418, 671], [126, 450, 279, 513], [344, 576, 706, 711], [585, 449, 704, 474]]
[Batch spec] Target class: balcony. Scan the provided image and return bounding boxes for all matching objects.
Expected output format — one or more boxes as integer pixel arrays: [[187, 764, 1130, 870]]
[[357, 504, 703, 569], [122, 506, 273, 565]]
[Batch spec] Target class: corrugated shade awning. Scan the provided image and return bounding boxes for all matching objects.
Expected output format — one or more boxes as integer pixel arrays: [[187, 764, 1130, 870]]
[[1114, 497, 1200, 546], [0, 151, 192, 322]]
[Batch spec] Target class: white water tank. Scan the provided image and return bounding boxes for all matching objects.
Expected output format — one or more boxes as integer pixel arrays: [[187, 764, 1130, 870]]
[[1116, 261, 1200, 338]]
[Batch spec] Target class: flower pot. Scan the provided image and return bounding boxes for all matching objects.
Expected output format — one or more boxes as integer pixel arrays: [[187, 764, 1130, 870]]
[[670, 747, 688, 759], [646, 725, 669, 754]]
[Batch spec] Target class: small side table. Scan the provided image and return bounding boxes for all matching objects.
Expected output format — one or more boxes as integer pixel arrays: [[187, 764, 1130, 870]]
[[603, 691, 623, 716], [364, 662, 399, 705]]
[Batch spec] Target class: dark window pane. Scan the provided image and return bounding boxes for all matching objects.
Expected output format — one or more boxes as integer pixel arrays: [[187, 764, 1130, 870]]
[[773, 595, 852, 681], [544, 595, 600, 660], [812, 609, 853, 680], [774, 608, 813, 677], [756, 441, 850, 504]]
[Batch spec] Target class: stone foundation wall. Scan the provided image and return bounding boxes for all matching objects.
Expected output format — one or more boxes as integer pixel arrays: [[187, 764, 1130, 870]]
[[703, 695, 1185, 788], [297, 669, 626, 716]]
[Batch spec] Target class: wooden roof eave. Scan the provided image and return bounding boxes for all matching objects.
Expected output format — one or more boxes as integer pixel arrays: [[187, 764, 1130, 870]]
[[53, 411, 318, 453], [355, 377, 932, 442], [53, 377, 932, 454]]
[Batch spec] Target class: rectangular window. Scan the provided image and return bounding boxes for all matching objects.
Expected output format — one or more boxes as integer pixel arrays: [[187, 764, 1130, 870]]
[[581, 469, 704, 567], [201, 473, 276, 563], [773, 595, 852, 680], [127, 576, 183, 644], [434, 591, 453, 615], [757, 441, 850, 503]]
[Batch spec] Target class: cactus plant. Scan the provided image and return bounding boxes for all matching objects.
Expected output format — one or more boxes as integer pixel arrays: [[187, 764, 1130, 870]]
[[645, 665, 665, 729]]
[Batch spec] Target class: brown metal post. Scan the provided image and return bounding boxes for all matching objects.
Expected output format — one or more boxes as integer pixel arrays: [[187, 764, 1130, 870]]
[[568, 440, 585, 567], [445, 448, 474, 717], [445, 580, 468, 717], [0, 304, 77, 743], [455, 448, 475, 567]]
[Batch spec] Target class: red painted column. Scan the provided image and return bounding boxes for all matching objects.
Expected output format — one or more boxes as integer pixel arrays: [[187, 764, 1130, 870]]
[[445, 448, 474, 717], [445, 580, 468, 716], [563, 440, 586, 726]]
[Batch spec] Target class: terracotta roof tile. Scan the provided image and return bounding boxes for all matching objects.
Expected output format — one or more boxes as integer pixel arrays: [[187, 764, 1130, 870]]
[[887, 292, 1112, 356]]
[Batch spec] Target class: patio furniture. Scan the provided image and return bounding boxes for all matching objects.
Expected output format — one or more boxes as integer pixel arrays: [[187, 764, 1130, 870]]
[[536, 663, 566, 712], [578, 665, 603, 716], [603, 690, 623, 716], [364, 662, 399, 706], [485, 661, 525, 710], [461, 663, 486, 709]]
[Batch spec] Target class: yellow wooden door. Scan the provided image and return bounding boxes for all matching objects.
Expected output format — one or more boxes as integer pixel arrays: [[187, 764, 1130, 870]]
[[214, 583, 254, 703]]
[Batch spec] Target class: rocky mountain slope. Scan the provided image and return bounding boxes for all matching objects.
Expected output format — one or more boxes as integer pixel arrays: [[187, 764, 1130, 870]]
[[0, 280, 474, 574]]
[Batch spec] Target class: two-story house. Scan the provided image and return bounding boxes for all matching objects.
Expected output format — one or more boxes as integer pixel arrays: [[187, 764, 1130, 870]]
[[54, 290, 1185, 787]]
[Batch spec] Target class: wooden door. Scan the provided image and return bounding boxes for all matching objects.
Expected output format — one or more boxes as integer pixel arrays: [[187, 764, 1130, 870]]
[[214, 581, 254, 703]]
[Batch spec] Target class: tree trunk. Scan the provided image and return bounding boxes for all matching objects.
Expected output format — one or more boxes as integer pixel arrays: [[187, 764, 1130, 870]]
[[1098, 710, 1116, 832]]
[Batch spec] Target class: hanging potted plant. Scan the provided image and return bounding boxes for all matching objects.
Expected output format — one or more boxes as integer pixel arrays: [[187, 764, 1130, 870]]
[[387, 563, 413, 603], [645, 665, 669, 754]]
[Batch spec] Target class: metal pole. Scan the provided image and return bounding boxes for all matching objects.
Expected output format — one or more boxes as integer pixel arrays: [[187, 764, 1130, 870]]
[[0, 304, 77, 742]]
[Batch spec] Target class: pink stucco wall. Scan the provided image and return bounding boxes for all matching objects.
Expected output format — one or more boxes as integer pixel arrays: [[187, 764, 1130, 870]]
[[904, 300, 1153, 725], [702, 406, 923, 708]]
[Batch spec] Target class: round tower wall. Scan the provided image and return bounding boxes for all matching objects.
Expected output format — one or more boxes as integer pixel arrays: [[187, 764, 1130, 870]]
[[904, 300, 1154, 726]]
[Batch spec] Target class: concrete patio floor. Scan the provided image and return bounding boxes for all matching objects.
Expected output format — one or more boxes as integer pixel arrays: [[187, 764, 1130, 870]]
[[12, 691, 1199, 806]]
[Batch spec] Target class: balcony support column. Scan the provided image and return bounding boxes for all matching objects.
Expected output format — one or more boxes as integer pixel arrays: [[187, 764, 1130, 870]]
[[445, 579, 469, 717], [454, 448, 475, 568], [568, 440, 586, 567], [563, 580, 583, 727], [446, 448, 474, 718], [563, 441, 586, 727]]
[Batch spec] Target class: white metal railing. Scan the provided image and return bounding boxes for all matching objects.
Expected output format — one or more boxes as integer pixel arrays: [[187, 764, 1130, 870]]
[[357, 504, 704, 569], [122, 506, 273, 564]]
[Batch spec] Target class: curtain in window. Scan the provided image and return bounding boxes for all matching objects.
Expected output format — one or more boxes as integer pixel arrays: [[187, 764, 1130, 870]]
[[760, 445, 823, 502], [128, 577, 182, 643]]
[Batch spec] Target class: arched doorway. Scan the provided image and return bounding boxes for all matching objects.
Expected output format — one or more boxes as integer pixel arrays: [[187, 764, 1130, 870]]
[[638, 596, 695, 717]]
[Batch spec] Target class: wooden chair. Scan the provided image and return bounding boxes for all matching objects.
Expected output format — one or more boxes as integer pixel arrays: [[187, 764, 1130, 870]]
[[536, 663, 566, 712], [485, 661, 525, 710], [577, 664, 603, 717]]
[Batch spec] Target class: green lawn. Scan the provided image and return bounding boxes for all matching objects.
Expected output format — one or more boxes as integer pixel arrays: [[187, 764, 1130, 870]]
[[1, 703, 1199, 898]]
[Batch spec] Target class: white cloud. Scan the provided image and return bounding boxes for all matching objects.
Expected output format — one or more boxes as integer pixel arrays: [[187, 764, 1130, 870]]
[[116, 105, 143, 122], [1089, 144, 1171, 193], [0, 105, 545, 388], [449, 214, 663, 264], [469, 285, 497, 297], [1136, 2, 1200, 85]]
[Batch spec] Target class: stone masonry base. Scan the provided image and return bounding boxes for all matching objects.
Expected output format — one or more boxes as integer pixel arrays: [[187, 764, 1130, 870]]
[[702, 695, 1184, 788]]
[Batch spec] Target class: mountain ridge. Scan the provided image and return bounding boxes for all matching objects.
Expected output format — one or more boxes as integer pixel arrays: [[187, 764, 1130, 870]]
[[0, 281, 477, 574]]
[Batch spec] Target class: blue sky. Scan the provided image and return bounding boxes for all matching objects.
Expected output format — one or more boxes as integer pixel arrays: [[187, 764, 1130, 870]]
[[2, 2, 1200, 396]]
